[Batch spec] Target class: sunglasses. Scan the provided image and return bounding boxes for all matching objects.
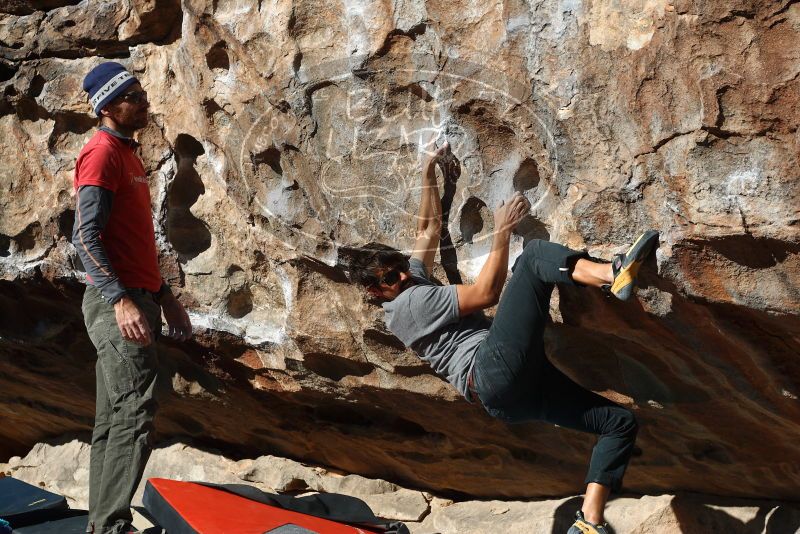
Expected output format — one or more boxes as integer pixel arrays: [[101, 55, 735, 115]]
[[118, 89, 148, 104], [378, 268, 403, 287], [362, 259, 410, 289]]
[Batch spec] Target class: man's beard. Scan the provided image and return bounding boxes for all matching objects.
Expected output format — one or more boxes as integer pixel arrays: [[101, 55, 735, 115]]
[[131, 114, 148, 130]]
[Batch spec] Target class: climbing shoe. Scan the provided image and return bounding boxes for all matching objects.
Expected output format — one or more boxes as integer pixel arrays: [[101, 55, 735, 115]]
[[567, 510, 610, 534], [602, 230, 659, 301]]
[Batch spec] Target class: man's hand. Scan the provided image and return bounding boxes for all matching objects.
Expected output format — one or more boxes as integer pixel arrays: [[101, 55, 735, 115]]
[[114, 296, 153, 346], [160, 293, 192, 341], [493, 192, 531, 236], [425, 140, 449, 165]]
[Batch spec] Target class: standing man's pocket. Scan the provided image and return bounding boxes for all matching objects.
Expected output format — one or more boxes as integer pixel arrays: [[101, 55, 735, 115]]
[[97, 320, 136, 400]]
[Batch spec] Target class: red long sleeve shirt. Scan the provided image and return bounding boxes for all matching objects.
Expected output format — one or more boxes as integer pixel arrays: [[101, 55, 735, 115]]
[[73, 129, 161, 295]]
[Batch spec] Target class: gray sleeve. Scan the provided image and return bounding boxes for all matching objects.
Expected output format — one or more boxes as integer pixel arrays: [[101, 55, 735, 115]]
[[408, 257, 430, 280], [72, 185, 127, 305], [407, 285, 459, 334]]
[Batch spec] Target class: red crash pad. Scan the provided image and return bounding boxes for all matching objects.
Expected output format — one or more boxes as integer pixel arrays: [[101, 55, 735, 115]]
[[143, 478, 383, 534]]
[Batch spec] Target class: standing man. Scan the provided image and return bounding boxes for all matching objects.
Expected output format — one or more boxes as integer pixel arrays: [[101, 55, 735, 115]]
[[72, 62, 192, 534]]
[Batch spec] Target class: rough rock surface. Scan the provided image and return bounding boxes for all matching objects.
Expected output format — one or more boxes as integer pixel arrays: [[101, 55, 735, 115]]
[[1, 0, 799, 504], [4, 440, 800, 533]]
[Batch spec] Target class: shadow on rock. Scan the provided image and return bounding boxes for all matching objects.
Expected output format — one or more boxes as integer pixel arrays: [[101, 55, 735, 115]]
[[552, 496, 583, 533], [672, 493, 800, 533]]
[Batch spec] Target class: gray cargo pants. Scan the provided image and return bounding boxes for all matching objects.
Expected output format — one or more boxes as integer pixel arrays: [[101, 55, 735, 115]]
[[82, 286, 161, 534]]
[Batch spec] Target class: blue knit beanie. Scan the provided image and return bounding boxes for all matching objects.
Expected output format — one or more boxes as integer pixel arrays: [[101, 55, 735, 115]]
[[82, 62, 139, 116]]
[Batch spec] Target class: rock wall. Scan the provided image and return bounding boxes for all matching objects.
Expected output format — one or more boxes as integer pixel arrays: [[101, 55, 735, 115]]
[[1, 0, 799, 501]]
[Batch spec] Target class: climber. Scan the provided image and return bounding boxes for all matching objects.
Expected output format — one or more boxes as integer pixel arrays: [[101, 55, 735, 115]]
[[350, 139, 658, 534], [72, 62, 193, 534]]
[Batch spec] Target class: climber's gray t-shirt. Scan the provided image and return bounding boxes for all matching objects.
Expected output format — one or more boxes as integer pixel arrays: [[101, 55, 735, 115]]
[[382, 258, 491, 399]]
